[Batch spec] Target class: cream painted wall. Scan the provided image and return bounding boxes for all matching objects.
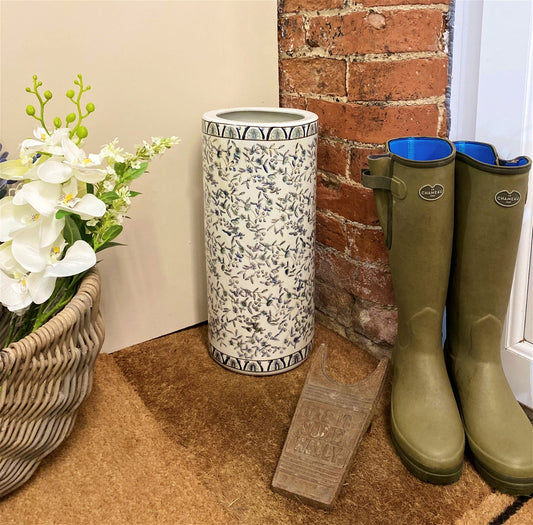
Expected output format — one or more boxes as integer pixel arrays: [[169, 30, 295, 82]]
[[0, 0, 279, 352]]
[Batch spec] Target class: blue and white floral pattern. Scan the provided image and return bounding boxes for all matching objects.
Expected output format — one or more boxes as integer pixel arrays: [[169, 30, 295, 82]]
[[203, 124, 317, 375]]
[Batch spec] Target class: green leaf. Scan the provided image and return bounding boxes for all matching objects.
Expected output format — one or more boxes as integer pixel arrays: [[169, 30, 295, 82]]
[[129, 191, 142, 197], [99, 191, 119, 204], [122, 162, 148, 183], [95, 241, 126, 253], [114, 162, 126, 178], [100, 225, 123, 245], [56, 209, 73, 219], [87, 183, 94, 194], [63, 215, 82, 245]]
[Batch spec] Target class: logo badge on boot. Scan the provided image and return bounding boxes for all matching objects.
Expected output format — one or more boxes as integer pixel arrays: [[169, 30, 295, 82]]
[[419, 184, 444, 201], [495, 190, 521, 207]]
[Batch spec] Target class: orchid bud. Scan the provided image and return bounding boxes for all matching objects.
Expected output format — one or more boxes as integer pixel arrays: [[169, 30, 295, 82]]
[[26, 105, 36, 116], [76, 126, 88, 139], [44, 90, 53, 100], [66, 113, 76, 123], [66, 89, 75, 99], [54, 117, 62, 128], [86, 102, 95, 113]]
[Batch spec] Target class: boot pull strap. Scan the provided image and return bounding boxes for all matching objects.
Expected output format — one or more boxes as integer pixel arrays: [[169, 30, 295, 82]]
[[361, 170, 407, 200]]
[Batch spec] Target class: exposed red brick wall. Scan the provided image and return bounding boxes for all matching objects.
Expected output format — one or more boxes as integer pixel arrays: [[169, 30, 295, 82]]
[[278, 0, 451, 356]]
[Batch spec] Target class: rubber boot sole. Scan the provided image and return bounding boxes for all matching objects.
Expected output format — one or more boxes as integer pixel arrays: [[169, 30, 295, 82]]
[[467, 447, 533, 496], [390, 428, 463, 485], [447, 352, 533, 496]]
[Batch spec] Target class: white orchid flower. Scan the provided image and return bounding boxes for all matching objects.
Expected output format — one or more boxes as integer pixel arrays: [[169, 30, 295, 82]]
[[11, 229, 67, 273], [0, 197, 64, 243], [61, 136, 106, 183], [0, 239, 96, 313], [0, 198, 30, 241], [0, 241, 21, 275], [0, 265, 57, 313], [12, 180, 60, 216], [35, 158, 73, 184], [0, 269, 34, 312], [30, 149, 104, 186], [55, 177, 106, 219], [20, 127, 70, 160], [0, 243, 44, 312], [0, 158, 38, 179], [12, 178, 106, 219], [44, 239, 96, 278]]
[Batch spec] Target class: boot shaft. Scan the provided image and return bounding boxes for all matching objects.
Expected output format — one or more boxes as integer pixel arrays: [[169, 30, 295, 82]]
[[448, 141, 531, 360], [364, 137, 455, 342]]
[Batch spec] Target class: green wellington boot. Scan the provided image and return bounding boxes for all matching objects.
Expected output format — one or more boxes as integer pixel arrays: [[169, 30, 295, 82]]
[[447, 141, 533, 495], [363, 137, 464, 484]]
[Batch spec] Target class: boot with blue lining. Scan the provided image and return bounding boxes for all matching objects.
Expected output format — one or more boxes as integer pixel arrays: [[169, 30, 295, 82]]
[[362, 137, 465, 484]]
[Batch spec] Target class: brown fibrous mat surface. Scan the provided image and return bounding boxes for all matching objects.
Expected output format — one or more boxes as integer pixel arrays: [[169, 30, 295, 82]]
[[1, 322, 531, 524]]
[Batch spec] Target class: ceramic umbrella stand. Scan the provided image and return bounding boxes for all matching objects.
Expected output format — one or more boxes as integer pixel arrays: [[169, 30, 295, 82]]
[[202, 107, 318, 375]]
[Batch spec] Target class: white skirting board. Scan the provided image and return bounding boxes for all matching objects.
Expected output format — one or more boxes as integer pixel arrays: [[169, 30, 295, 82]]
[[502, 344, 533, 411]]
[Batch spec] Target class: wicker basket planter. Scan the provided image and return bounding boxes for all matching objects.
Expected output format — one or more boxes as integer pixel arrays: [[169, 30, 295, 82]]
[[0, 267, 104, 498]]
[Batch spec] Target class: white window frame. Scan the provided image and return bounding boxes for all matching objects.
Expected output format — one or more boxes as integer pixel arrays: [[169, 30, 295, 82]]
[[449, 0, 533, 409]]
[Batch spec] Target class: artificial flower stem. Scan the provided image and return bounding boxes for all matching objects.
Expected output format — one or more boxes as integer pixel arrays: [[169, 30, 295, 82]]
[[31, 273, 85, 332], [2, 274, 84, 347], [3, 304, 39, 347], [69, 75, 91, 144], [26, 75, 50, 134], [3, 313, 18, 348]]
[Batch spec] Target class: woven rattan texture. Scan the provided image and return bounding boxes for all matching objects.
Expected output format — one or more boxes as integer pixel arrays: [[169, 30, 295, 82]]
[[0, 268, 104, 498]]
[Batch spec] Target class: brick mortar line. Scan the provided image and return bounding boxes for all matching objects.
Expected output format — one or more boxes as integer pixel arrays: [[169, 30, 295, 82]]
[[317, 207, 384, 232], [279, 50, 449, 61], [281, 91, 446, 106], [314, 279, 398, 313], [319, 167, 363, 186], [317, 134, 386, 150], [316, 242, 392, 271], [437, 104, 447, 135], [318, 167, 367, 189], [345, 54, 351, 102], [314, 282, 398, 315], [280, 5, 366, 17], [315, 134, 387, 149], [318, 168, 382, 195], [279, 4, 450, 17]]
